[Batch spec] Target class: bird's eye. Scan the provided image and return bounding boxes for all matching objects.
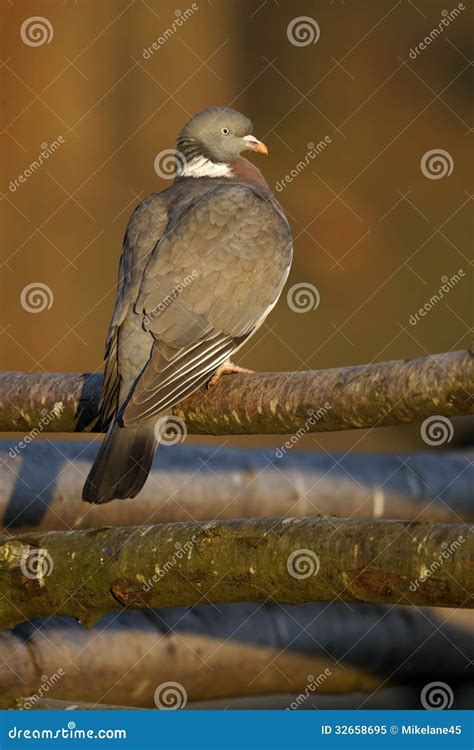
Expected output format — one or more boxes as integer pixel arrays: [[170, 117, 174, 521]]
[[221, 127, 231, 136]]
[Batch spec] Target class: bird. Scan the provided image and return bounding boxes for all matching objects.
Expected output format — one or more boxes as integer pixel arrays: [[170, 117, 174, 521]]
[[83, 106, 293, 504]]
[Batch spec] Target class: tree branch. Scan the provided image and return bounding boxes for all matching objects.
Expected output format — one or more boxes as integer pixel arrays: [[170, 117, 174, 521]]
[[2, 604, 472, 706], [0, 698, 137, 710], [0, 349, 472, 434], [1, 517, 471, 629], [2, 441, 473, 534]]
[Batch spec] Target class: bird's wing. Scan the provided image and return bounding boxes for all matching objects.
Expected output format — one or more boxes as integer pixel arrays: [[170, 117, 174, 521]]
[[99, 193, 170, 427], [123, 182, 292, 425]]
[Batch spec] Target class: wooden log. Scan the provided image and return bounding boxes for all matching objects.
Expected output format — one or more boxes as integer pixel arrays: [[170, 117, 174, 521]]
[[0, 517, 471, 629], [1, 441, 473, 533], [0, 697, 138, 710], [0, 350, 472, 435], [1, 604, 472, 706]]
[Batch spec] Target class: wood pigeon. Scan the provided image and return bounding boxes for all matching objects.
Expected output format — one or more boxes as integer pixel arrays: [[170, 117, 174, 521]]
[[83, 107, 293, 504]]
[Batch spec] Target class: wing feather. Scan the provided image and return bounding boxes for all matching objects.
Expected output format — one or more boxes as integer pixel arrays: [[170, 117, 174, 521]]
[[98, 193, 170, 424], [108, 181, 292, 427], [124, 334, 242, 423]]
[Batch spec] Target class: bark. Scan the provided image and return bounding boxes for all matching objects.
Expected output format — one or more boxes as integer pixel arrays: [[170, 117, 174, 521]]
[[0, 518, 471, 629], [0, 698, 137, 710], [0, 349, 472, 435], [1, 604, 472, 706], [2, 441, 474, 533]]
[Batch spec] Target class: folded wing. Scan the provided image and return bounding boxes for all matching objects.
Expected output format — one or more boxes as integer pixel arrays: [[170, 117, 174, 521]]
[[123, 183, 292, 425]]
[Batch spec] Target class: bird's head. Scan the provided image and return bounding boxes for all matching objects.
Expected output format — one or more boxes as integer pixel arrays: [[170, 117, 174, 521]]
[[176, 107, 268, 178]]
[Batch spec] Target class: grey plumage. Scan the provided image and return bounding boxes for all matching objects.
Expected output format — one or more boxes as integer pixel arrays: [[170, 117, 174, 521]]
[[83, 107, 292, 504]]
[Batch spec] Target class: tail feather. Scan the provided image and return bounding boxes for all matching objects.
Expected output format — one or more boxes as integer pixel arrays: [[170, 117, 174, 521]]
[[82, 421, 157, 504]]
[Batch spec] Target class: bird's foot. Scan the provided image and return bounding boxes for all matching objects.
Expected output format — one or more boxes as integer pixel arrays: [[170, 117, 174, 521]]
[[207, 361, 254, 389]]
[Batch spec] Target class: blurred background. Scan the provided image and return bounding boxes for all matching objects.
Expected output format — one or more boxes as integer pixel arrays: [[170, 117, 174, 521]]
[[0, 0, 473, 714], [1, 0, 472, 459]]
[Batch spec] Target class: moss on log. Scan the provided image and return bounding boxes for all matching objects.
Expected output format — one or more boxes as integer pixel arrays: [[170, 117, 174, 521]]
[[0, 349, 472, 435], [0, 517, 471, 629]]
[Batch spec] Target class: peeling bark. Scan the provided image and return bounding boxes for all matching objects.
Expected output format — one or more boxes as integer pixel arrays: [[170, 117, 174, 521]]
[[0, 517, 471, 629], [0, 349, 472, 434]]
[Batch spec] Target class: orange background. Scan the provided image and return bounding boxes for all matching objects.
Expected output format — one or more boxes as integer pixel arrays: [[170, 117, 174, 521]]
[[1, 0, 472, 454]]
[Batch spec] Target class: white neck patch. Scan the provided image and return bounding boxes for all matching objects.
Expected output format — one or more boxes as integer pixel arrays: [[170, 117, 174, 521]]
[[177, 155, 232, 179]]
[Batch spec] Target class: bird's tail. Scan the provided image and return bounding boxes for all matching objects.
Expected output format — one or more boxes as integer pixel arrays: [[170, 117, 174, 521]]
[[82, 420, 157, 504]]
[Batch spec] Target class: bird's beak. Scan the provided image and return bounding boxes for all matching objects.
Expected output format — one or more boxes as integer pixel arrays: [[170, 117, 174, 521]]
[[242, 135, 269, 155]]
